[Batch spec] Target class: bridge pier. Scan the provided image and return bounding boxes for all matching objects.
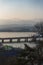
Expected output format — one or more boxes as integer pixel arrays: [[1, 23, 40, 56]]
[[17, 38, 20, 43], [2, 39, 4, 43], [25, 38, 28, 42], [10, 39, 12, 43]]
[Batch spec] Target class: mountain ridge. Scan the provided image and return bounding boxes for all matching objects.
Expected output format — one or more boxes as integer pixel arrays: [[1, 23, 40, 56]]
[[0, 24, 35, 32]]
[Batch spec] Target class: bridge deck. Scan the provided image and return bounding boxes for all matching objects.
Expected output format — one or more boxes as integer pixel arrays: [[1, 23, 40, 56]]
[[0, 37, 32, 43]]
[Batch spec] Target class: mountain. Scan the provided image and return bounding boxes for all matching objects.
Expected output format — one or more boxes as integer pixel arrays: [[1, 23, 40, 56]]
[[0, 24, 35, 32], [0, 19, 40, 32]]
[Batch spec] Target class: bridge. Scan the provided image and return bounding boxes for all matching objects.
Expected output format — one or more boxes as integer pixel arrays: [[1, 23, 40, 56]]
[[0, 37, 33, 43]]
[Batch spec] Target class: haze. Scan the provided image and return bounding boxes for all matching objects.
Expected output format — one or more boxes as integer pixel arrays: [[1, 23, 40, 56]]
[[0, 0, 43, 25]]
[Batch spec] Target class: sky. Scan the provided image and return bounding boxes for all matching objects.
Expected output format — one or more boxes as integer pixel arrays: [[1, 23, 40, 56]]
[[0, 0, 43, 25]]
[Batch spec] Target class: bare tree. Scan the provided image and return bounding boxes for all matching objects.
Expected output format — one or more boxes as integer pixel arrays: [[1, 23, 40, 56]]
[[34, 22, 43, 34]]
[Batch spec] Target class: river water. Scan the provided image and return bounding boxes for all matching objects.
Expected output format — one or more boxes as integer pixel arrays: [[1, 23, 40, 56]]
[[0, 32, 36, 49]]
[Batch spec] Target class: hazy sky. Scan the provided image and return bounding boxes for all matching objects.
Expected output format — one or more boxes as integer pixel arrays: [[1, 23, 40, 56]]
[[0, 0, 43, 25]]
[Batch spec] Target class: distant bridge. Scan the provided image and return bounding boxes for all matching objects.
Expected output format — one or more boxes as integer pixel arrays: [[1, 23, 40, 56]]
[[0, 37, 33, 43]]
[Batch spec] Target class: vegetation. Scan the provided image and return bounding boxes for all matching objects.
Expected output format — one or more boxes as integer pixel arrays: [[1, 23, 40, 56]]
[[0, 43, 43, 65], [34, 22, 43, 33]]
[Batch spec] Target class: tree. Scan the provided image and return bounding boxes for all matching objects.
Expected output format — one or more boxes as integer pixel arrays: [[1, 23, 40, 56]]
[[34, 22, 43, 33], [34, 22, 43, 65]]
